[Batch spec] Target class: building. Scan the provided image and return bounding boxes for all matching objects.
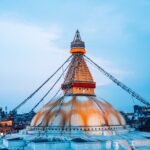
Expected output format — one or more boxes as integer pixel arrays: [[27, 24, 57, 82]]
[[29, 30, 128, 135], [0, 107, 35, 134], [132, 105, 150, 131], [0, 120, 13, 134]]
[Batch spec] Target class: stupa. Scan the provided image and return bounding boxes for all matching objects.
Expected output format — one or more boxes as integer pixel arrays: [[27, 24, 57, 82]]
[[29, 30, 128, 135], [3, 31, 150, 150]]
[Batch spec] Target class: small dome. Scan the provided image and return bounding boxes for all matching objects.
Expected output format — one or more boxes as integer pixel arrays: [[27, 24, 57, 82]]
[[31, 96, 126, 127]]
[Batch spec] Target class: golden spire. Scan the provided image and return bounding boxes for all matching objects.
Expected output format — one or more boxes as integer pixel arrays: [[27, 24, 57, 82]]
[[70, 30, 86, 54], [62, 31, 96, 96]]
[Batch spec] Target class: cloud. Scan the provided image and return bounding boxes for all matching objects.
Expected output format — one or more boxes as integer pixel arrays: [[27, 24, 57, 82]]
[[81, 4, 129, 44], [77, 4, 133, 87], [0, 19, 70, 110], [0, 19, 69, 93], [0, 18, 129, 92], [0, 18, 130, 111], [86, 56, 130, 86]]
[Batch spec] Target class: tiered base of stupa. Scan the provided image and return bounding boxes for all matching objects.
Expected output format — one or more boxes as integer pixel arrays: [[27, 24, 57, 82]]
[[26, 125, 131, 136]]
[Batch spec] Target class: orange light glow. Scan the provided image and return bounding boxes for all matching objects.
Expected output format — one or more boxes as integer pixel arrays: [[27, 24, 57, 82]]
[[70, 48, 86, 54]]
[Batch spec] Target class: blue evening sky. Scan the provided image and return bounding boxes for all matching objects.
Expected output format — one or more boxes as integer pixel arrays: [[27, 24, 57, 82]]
[[0, 0, 150, 113]]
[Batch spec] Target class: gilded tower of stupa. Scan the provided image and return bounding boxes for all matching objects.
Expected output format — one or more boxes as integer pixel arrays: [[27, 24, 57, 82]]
[[30, 31, 127, 135], [62, 30, 96, 96]]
